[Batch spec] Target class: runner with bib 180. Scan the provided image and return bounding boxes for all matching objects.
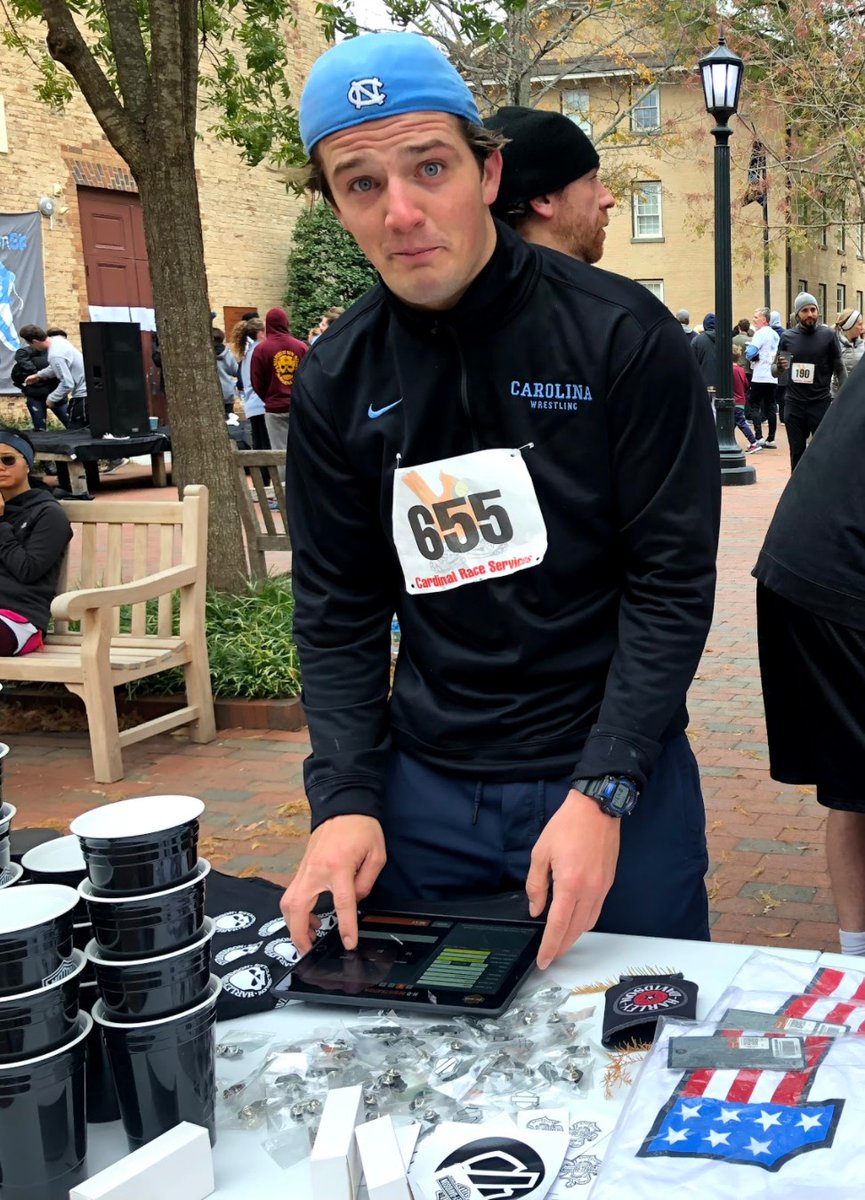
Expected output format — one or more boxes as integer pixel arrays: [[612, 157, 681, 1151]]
[[280, 33, 720, 970]]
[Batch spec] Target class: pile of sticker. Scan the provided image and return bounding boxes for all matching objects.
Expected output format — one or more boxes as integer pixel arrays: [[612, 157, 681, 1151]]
[[213, 980, 620, 1195]]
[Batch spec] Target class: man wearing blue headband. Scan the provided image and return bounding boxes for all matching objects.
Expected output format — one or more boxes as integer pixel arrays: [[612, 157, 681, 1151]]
[[282, 34, 720, 969]]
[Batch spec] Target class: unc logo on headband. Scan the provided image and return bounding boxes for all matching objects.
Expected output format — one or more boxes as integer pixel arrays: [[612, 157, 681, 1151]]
[[347, 76, 386, 110]]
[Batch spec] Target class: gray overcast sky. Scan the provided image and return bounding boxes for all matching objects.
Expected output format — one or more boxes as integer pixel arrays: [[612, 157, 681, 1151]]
[[349, 0, 397, 31]]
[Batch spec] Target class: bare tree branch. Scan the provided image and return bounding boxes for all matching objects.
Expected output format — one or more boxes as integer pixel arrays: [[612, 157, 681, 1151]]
[[39, 0, 146, 164], [102, 0, 152, 125]]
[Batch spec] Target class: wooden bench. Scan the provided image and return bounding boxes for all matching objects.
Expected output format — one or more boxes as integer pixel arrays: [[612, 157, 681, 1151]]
[[0, 484, 216, 782], [231, 448, 291, 579]]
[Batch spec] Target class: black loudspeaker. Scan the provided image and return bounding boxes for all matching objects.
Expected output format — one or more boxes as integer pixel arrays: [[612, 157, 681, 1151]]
[[80, 322, 150, 437]]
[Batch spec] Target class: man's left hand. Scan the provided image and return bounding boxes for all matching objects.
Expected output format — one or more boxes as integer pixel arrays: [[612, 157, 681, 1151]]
[[526, 788, 621, 969]]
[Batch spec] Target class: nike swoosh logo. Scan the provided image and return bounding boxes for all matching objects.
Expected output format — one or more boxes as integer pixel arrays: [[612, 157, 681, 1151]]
[[368, 398, 403, 419]]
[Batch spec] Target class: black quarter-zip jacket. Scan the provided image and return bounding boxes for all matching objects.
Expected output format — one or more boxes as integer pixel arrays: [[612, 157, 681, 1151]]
[[0, 486, 72, 630], [287, 223, 720, 830]]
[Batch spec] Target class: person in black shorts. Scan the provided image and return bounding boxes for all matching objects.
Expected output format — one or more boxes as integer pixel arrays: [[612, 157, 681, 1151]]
[[754, 362, 865, 956]]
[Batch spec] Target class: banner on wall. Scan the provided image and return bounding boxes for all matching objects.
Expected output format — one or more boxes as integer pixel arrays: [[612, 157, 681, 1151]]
[[0, 212, 47, 393]]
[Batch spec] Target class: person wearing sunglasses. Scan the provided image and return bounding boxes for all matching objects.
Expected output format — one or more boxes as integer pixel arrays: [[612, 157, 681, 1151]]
[[0, 429, 72, 657]]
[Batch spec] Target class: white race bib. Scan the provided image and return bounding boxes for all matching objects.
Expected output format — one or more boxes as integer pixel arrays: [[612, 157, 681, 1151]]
[[791, 361, 815, 384], [393, 447, 547, 594]]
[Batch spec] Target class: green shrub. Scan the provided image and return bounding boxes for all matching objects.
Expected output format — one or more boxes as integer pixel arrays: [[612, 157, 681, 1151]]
[[284, 201, 378, 335], [125, 575, 301, 700]]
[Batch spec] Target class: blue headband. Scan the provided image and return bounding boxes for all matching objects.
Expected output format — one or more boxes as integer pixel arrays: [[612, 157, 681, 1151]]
[[0, 433, 34, 466], [300, 33, 481, 154]]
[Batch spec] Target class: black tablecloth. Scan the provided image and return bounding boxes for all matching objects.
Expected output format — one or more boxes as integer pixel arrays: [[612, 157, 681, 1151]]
[[28, 429, 170, 461]]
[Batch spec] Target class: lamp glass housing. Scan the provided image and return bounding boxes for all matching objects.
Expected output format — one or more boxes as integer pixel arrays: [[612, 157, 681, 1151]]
[[699, 38, 744, 121]]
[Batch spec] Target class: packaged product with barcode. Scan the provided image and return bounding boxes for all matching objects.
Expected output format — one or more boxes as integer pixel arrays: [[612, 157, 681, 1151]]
[[667, 1032, 805, 1071]]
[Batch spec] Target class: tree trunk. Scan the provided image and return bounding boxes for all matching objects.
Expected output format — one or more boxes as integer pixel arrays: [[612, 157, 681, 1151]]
[[134, 156, 249, 593]]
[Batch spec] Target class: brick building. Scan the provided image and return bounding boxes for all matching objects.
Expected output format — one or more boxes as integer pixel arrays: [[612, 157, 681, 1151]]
[[0, 12, 327, 410], [527, 60, 865, 328]]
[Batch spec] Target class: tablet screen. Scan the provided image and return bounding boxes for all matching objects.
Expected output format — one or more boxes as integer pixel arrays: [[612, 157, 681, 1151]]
[[274, 910, 543, 1015]]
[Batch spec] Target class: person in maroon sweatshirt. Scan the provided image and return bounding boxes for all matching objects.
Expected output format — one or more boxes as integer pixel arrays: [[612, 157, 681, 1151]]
[[250, 307, 308, 473]]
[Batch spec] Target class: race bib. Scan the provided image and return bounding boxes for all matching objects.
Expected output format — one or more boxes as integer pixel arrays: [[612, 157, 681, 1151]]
[[393, 447, 547, 594], [791, 361, 815, 384]]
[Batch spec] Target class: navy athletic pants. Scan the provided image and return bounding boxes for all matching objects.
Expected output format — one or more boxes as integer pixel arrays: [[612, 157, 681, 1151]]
[[369, 732, 709, 941]]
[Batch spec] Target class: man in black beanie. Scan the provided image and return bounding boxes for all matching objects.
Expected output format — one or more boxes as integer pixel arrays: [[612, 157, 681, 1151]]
[[484, 106, 615, 263]]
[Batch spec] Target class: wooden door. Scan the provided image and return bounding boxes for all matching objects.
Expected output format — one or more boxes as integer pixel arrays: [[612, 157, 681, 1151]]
[[223, 306, 260, 339], [78, 188, 166, 423]]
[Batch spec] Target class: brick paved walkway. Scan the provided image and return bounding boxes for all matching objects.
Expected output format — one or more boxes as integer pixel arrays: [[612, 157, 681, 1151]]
[[2, 431, 837, 950]]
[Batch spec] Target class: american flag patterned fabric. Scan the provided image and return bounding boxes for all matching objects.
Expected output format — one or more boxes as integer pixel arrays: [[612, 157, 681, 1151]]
[[590, 953, 865, 1197]]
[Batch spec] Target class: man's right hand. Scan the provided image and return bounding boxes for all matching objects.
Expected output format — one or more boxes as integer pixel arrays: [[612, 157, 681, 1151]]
[[281, 814, 386, 957]]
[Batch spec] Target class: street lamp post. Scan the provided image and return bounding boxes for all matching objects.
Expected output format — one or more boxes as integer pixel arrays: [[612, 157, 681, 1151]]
[[698, 35, 756, 486]]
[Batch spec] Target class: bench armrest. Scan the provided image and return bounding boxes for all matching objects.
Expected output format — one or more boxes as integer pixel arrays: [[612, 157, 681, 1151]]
[[51, 565, 198, 621]]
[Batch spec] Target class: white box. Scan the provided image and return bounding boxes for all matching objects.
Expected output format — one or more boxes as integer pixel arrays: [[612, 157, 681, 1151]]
[[355, 1115, 413, 1200], [310, 1083, 364, 1200], [70, 1123, 214, 1200]]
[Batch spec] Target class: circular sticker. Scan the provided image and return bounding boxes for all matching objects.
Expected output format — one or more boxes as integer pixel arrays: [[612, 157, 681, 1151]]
[[613, 984, 686, 1016]]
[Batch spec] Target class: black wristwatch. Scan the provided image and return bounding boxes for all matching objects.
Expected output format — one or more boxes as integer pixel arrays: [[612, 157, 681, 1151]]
[[572, 775, 640, 817]]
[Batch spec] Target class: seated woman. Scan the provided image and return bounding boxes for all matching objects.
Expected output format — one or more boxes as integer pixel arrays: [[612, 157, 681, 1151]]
[[0, 429, 72, 656]]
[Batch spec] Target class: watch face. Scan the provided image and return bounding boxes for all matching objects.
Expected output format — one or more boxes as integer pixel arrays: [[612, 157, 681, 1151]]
[[602, 778, 637, 815]]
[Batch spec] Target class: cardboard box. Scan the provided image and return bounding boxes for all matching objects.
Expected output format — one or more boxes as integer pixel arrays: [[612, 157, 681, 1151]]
[[70, 1123, 213, 1200], [355, 1115, 413, 1200], [310, 1083, 365, 1200]]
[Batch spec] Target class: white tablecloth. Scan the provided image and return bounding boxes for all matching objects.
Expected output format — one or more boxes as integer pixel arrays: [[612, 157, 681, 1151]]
[[85, 932, 819, 1198]]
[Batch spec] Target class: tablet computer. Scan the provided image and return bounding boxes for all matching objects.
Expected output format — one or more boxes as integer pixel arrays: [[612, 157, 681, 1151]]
[[272, 909, 543, 1016]]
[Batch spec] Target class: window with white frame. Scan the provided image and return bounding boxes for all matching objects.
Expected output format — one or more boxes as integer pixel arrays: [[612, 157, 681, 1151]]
[[562, 89, 592, 137], [631, 86, 661, 133], [837, 283, 846, 312], [819, 282, 828, 315], [636, 279, 664, 301], [858, 290, 864, 313], [632, 181, 663, 239], [856, 222, 864, 257], [839, 202, 847, 253]]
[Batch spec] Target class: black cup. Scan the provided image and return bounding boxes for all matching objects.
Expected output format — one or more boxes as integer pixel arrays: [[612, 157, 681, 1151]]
[[72, 925, 95, 984], [21, 836, 88, 920], [0, 1010, 91, 1200], [87, 918, 214, 1022], [0, 862, 23, 891], [71, 796, 204, 895], [0, 949, 85, 1063], [79, 858, 210, 959], [78, 981, 120, 1124], [0, 884, 78, 997], [94, 976, 221, 1151], [0, 802, 16, 840], [72, 922, 93, 952], [0, 745, 9, 810]]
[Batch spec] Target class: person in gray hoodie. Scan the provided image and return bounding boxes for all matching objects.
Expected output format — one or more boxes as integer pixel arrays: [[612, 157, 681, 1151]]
[[213, 328, 239, 416], [22, 325, 87, 427]]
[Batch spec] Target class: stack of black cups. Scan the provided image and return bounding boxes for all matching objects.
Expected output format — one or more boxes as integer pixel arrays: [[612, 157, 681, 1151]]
[[72, 795, 220, 1151], [21, 835, 121, 1125], [0, 742, 24, 890], [0, 881, 90, 1199]]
